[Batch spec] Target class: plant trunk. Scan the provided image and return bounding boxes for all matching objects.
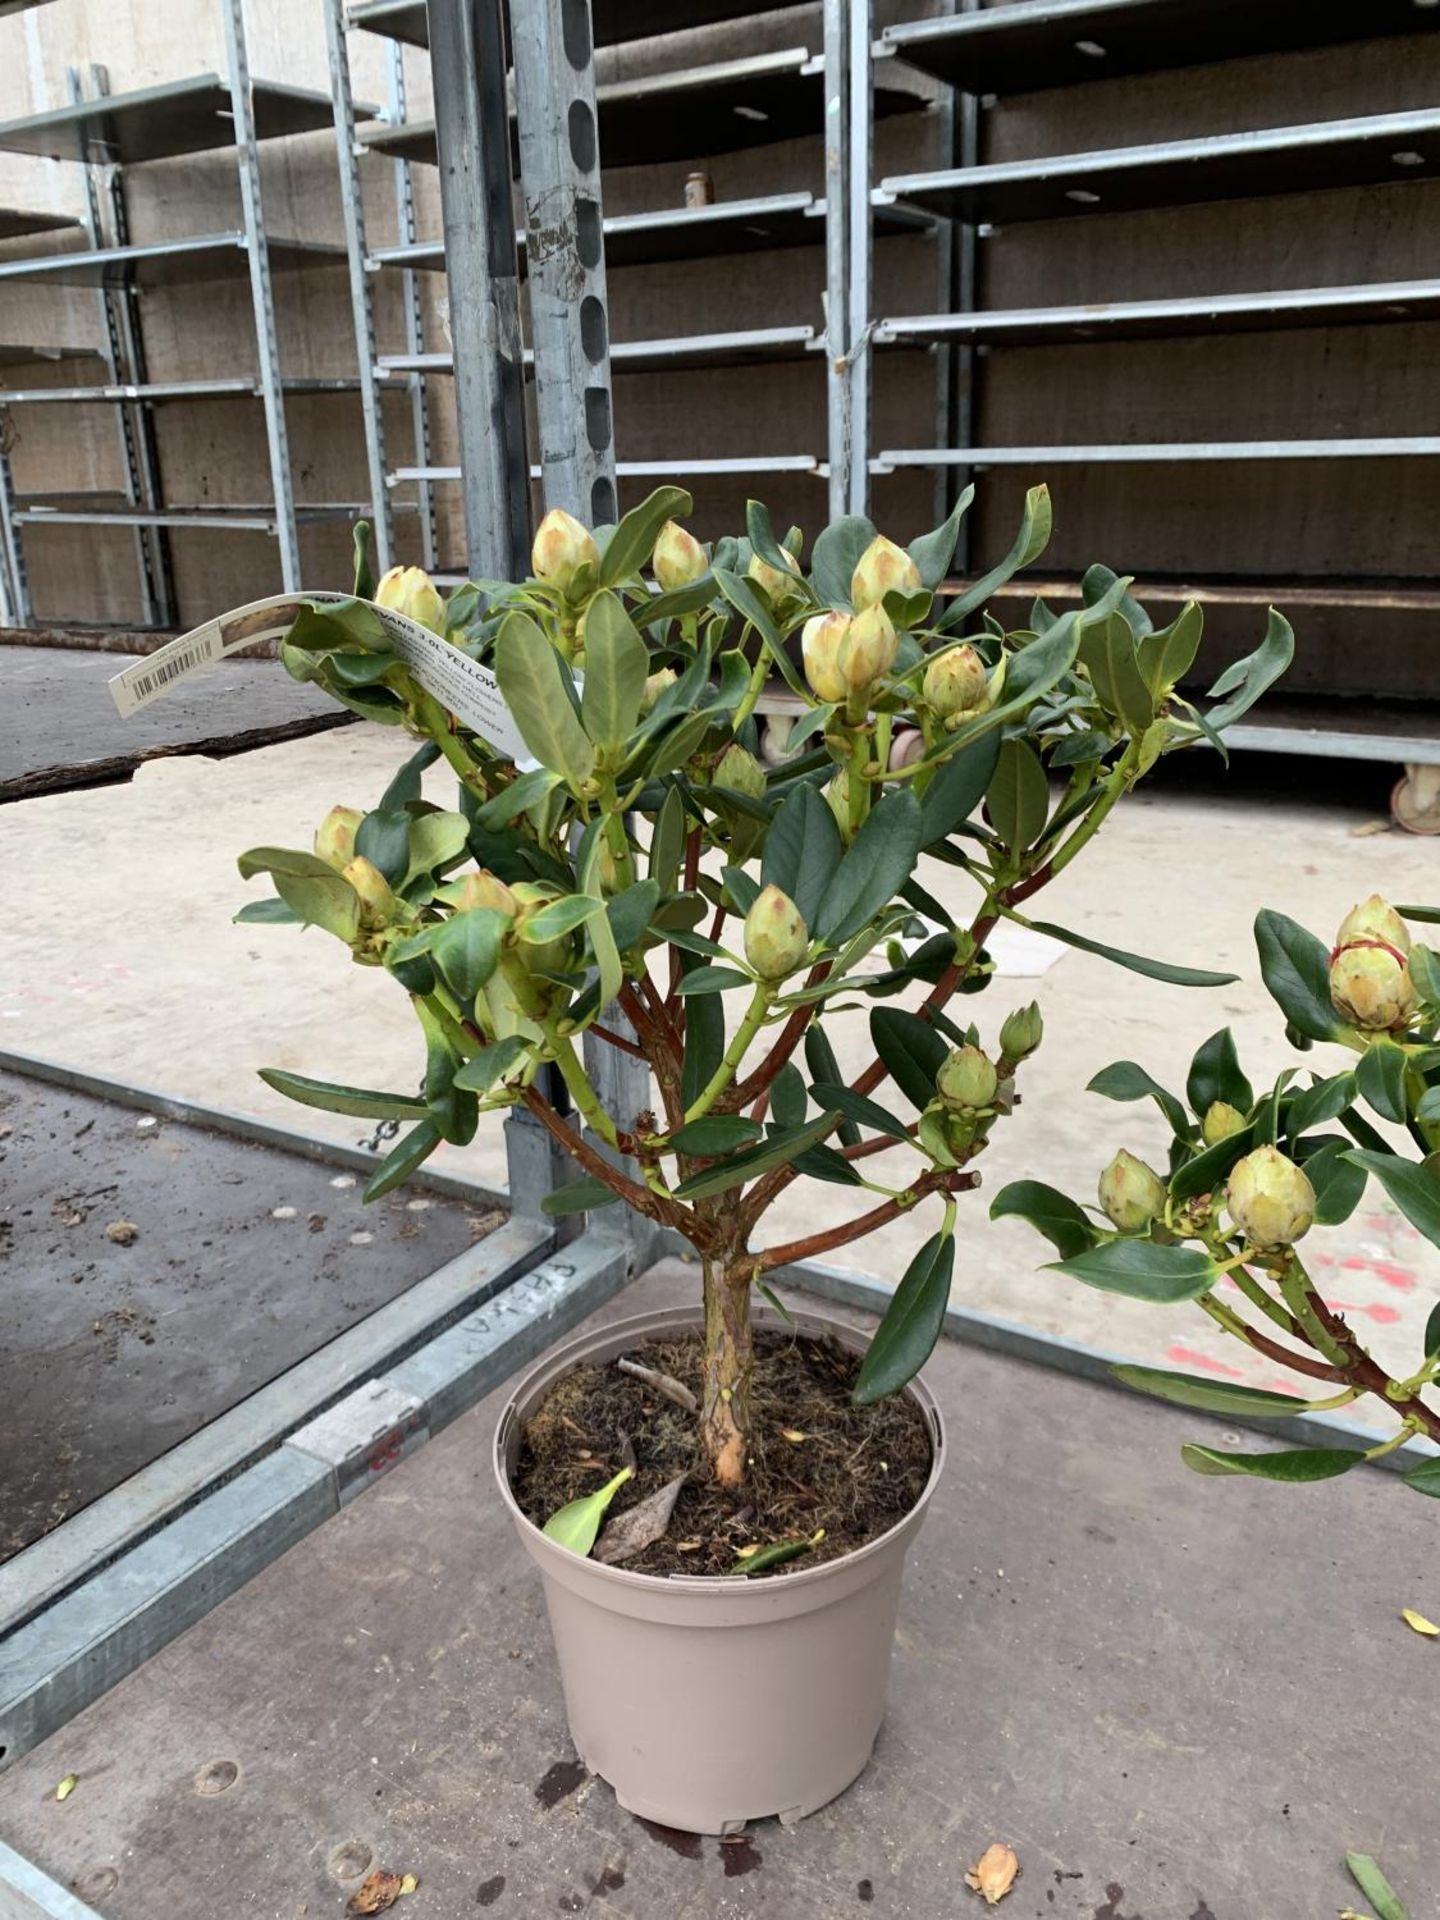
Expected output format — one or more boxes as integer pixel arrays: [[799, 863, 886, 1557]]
[[700, 1256, 753, 1489]]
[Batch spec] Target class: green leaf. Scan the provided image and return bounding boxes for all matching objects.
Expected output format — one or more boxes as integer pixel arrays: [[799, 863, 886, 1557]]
[[520, 894, 603, 944], [985, 738, 1050, 852], [713, 567, 804, 697], [672, 1111, 839, 1200], [649, 785, 686, 892], [234, 896, 299, 925], [809, 1081, 910, 1141], [675, 964, 753, 996], [585, 889, 624, 1013], [453, 1036, 529, 1094], [416, 997, 474, 1144], [355, 807, 412, 884], [1087, 1061, 1191, 1141], [810, 513, 877, 609], [363, 1116, 444, 1202], [579, 591, 649, 751], [429, 907, 506, 1004], [907, 486, 974, 589], [1345, 1851, 1413, 1920], [1024, 918, 1238, 988], [939, 483, 1052, 628], [1356, 1038, 1408, 1125], [494, 609, 595, 784], [1050, 1239, 1219, 1303], [1078, 612, 1154, 737], [745, 498, 795, 578], [1287, 1071, 1356, 1138], [1425, 1298, 1440, 1360], [1300, 1138, 1368, 1226], [237, 846, 360, 944], [871, 1006, 949, 1111], [989, 1179, 1097, 1260], [1180, 1443, 1364, 1483], [257, 1068, 428, 1122], [599, 485, 692, 587], [737, 1532, 821, 1576], [1204, 607, 1295, 731], [680, 957, 725, 1110], [919, 729, 1001, 846], [378, 739, 440, 812], [1112, 1364, 1305, 1417], [1345, 1150, 1440, 1250], [1401, 1454, 1440, 1500], [804, 1025, 859, 1145], [470, 766, 562, 830], [606, 878, 660, 953], [406, 809, 471, 882], [1169, 1124, 1258, 1202], [1136, 601, 1203, 699], [791, 1142, 864, 1186], [852, 1230, 955, 1405], [670, 1115, 764, 1156], [1186, 1028, 1254, 1121], [542, 1465, 634, 1554], [770, 1060, 808, 1128], [814, 789, 923, 946], [762, 781, 843, 930], [540, 1177, 622, 1217]]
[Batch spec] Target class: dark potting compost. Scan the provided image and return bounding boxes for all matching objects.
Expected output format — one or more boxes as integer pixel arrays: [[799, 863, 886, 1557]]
[[512, 1328, 932, 1578]]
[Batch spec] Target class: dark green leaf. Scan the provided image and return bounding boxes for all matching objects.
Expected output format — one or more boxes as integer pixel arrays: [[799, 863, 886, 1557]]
[[745, 498, 794, 578], [815, 789, 923, 946], [1186, 1028, 1254, 1121], [1050, 1239, 1219, 1303], [257, 1068, 428, 1122], [1345, 1150, 1440, 1250], [234, 897, 299, 925], [378, 739, 440, 812], [713, 567, 805, 697], [1087, 1060, 1190, 1140], [429, 907, 506, 1004], [675, 965, 753, 996], [1300, 1138, 1368, 1226], [453, 1036, 529, 1094], [580, 591, 649, 751], [1425, 1299, 1440, 1360], [416, 998, 474, 1145], [1345, 1851, 1414, 1920], [852, 1230, 955, 1404], [985, 737, 1050, 851], [809, 1082, 910, 1141], [670, 1115, 764, 1156], [681, 958, 725, 1110], [606, 878, 660, 953], [1286, 1071, 1355, 1138], [770, 1060, 808, 1128], [1136, 601, 1203, 698], [1112, 1364, 1305, 1417], [1180, 1443, 1363, 1483], [599, 484, 692, 587], [362, 1117, 443, 1202], [1080, 561, 1152, 636], [723, 865, 761, 915], [1204, 607, 1295, 731], [1356, 1037, 1408, 1125], [470, 765, 561, 830], [1401, 1455, 1440, 1499], [871, 1006, 949, 1111], [762, 783, 843, 930], [810, 513, 877, 609], [907, 486, 974, 589], [649, 785, 686, 892], [919, 729, 1001, 846], [1049, 727, 1112, 769], [790, 1142, 864, 1185], [672, 1111, 840, 1199], [939, 483, 1052, 627], [1169, 1124, 1258, 1202], [494, 609, 594, 783], [989, 1180, 1097, 1260], [541, 1176, 623, 1217], [805, 1025, 859, 1145], [1078, 612, 1154, 737], [1025, 918, 1238, 987]]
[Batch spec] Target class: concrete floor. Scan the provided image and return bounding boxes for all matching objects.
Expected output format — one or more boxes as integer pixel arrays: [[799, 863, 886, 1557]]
[[3, 691, 1438, 1406], [0, 1266, 1433, 1920]]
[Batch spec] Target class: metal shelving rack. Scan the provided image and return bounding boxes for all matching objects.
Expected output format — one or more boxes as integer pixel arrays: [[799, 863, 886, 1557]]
[[858, 0, 1440, 807], [0, 7, 384, 627]]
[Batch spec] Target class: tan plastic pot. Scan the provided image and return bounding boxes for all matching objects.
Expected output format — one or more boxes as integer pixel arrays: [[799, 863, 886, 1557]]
[[494, 1301, 945, 1834]]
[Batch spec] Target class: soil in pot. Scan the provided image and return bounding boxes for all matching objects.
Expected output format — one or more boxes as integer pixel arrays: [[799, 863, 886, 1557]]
[[511, 1328, 932, 1579]]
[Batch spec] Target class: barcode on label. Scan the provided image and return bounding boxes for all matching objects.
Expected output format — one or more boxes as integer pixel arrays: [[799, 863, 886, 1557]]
[[127, 640, 217, 700]]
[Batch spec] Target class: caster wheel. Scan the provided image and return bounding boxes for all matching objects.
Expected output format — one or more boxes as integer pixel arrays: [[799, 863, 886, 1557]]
[[1390, 764, 1440, 835]]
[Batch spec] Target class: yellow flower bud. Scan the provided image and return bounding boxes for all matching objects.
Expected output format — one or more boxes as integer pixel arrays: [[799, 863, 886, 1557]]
[[448, 868, 518, 917], [342, 855, 399, 931], [824, 767, 851, 835], [1098, 1149, 1166, 1232], [313, 805, 364, 873], [374, 565, 446, 636], [641, 667, 677, 715], [851, 533, 921, 613], [1330, 895, 1416, 1031], [531, 507, 599, 595], [936, 1044, 998, 1112], [1335, 894, 1411, 954], [714, 742, 766, 801], [1226, 1145, 1315, 1251], [652, 519, 707, 591], [801, 610, 851, 705], [923, 643, 990, 720], [1202, 1100, 1246, 1147], [999, 1002, 1043, 1063], [743, 884, 808, 981], [746, 544, 802, 606], [839, 602, 898, 696]]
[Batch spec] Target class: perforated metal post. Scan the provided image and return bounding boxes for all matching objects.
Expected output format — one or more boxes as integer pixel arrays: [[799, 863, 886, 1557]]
[[427, 0, 531, 580], [511, 0, 617, 529], [823, 0, 851, 519], [0, 434, 27, 626], [325, 0, 394, 574], [941, 0, 980, 565], [222, 0, 301, 590], [388, 42, 438, 570], [846, 0, 874, 516]]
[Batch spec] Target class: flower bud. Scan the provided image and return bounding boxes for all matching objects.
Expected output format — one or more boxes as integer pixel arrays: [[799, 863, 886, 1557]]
[[1226, 1145, 1315, 1251], [1202, 1100, 1246, 1147], [447, 868, 517, 917], [641, 667, 677, 715], [342, 855, 399, 931], [801, 610, 851, 704], [923, 643, 990, 720], [374, 564, 446, 636], [851, 533, 921, 613], [746, 544, 802, 605], [531, 507, 599, 595], [999, 1001, 1043, 1063], [1098, 1149, 1166, 1232], [314, 804, 364, 873], [936, 1044, 998, 1113], [512, 882, 575, 975], [652, 519, 707, 591], [714, 742, 766, 801], [1330, 894, 1417, 1032], [744, 884, 808, 981], [838, 602, 898, 696]]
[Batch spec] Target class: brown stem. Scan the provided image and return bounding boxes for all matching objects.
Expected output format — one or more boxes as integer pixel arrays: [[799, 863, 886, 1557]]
[[754, 1169, 979, 1272], [1216, 1308, 1347, 1383], [520, 1085, 689, 1233], [1301, 1282, 1440, 1442], [590, 1022, 646, 1060], [701, 1255, 753, 1488]]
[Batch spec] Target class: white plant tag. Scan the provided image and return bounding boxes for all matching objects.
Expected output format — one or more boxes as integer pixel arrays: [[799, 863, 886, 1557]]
[[107, 590, 532, 766]]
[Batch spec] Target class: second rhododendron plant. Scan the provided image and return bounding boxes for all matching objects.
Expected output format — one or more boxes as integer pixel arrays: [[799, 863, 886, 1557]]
[[997, 893, 1440, 1496], [237, 483, 1293, 1491]]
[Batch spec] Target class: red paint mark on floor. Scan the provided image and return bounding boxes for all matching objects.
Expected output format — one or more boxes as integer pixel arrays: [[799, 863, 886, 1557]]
[[1264, 1378, 1308, 1398], [1323, 1299, 1402, 1326], [1166, 1344, 1246, 1379], [1339, 1256, 1417, 1292]]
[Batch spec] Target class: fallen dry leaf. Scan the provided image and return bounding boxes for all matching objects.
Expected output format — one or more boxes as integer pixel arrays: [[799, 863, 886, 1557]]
[[594, 1474, 687, 1566], [346, 1869, 406, 1914], [965, 1843, 1019, 1905], [104, 1220, 138, 1246], [398, 1875, 418, 1896], [779, 1428, 808, 1444], [54, 1773, 78, 1802], [1401, 1607, 1439, 1637]]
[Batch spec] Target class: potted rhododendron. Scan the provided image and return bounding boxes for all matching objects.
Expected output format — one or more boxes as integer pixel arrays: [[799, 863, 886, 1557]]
[[237, 483, 1292, 1830]]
